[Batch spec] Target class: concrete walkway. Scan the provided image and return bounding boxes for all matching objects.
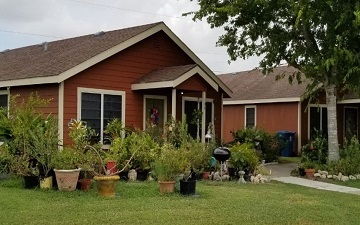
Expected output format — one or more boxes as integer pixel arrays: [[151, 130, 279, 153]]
[[264, 163, 360, 196]]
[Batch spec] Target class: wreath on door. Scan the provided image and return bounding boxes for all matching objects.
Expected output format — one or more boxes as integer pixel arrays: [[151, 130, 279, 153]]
[[150, 107, 159, 125]]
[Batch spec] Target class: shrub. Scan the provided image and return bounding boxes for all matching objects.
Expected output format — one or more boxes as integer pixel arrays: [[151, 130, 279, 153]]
[[327, 137, 360, 175], [232, 127, 282, 162], [229, 143, 259, 173], [301, 129, 328, 165]]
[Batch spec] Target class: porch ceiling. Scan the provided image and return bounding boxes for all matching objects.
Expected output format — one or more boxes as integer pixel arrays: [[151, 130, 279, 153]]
[[131, 64, 219, 92]]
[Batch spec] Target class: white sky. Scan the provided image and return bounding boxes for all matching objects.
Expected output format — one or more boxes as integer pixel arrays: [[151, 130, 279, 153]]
[[0, 0, 262, 74]]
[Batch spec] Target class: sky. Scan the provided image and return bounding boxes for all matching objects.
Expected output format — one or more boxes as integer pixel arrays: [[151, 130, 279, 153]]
[[0, 0, 262, 74]]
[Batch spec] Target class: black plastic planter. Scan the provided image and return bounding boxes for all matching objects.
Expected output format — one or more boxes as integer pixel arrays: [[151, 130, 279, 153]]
[[23, 176, 39, 189], [179, 180, 196, 195], [136, 170, 149, 181]]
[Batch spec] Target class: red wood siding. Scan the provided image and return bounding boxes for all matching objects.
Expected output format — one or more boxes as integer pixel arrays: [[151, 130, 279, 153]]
[[10, 84, 59, 116], [223, 102, 300, 154], [63, 31, 194, 144]]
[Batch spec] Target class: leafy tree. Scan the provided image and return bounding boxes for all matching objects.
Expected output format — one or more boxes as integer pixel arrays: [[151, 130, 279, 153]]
[[186, 0, 360, 161]]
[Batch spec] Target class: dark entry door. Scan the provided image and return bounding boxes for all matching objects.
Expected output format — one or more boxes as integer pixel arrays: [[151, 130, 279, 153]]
[[184, 100, 213, 140]]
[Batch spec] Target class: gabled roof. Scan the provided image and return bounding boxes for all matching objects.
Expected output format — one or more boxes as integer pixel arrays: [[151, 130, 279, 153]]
[[218, 66, 308, 104], [0, 22, 232, 97], [132, 64, 218, 91]]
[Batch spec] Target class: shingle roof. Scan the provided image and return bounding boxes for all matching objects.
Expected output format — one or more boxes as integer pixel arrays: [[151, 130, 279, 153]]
[[0, 22, 161, 82], [135, 64, 197, 84], [218, 66, 308, 101]]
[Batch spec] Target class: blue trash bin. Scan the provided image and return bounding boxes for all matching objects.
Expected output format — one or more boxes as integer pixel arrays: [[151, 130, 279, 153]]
[[276, 131, 296, 157]]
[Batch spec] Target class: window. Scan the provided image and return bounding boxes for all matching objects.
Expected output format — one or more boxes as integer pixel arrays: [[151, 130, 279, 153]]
[[309, 106, 327, 139], [344, 107, 358, 141], [78, 88, 125, 143], [245, 106, 256, 128], [0, 91, 8, 109]]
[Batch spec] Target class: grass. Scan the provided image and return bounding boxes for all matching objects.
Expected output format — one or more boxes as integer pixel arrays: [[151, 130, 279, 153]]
[[314, 178, 360, 189], [278, 157, 301, 164], [1, 177, 360, 225]]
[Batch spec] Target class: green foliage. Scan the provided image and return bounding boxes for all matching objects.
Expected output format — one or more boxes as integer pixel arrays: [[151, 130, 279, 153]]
[[301, 130, 328, 165], [50, 147, 82, 170], [327, 137, 360, 175], [104, 118, 124, 140], [0, 93, 58, 176], [152, 143, 189, 181], [233, 127, 282, 162], [229, 143, 259, 173], [164, 116, 189, 148]]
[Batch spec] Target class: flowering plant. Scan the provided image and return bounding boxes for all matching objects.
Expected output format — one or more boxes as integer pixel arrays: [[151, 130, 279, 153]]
[[301, 129, 328, 167]]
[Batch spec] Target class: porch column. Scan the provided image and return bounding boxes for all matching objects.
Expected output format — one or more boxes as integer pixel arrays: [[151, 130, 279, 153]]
[[201, 91, 206, 143], [172, 88, 176, 120]]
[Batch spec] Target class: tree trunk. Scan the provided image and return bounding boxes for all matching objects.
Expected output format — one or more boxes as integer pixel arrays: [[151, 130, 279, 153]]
[[325, 84, 340, 161]]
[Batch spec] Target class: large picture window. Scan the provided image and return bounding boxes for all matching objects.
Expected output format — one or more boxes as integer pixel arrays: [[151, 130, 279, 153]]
[[78, 88, 125, 144], [245, 106, 256, 128]]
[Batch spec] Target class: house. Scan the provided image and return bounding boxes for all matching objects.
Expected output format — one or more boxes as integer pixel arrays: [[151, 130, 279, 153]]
[[218, 66, 360, 155], [0, 22, 232, 145]]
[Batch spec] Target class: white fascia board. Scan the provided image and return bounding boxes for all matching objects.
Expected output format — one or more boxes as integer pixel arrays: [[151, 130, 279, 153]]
[[223, 97, 301, 105], [173, 66, 218, 92], [161, 24, 232, 97], [338, 99, 360, 104], [131, 81, 174, 90]]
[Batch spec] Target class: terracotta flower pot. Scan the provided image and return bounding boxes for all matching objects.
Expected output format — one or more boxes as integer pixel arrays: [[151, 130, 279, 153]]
[[202, 171, 211, 180], [79, 178, 92, 190], [305, 168, 315, 179], [94, 175, 120, 197], [158, 181, 175, 193]]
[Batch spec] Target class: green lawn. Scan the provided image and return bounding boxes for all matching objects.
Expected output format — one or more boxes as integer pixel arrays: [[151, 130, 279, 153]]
[[1, 177, 360, 225]]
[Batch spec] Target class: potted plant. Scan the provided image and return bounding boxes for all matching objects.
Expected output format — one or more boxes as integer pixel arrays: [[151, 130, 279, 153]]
[[153, 143, 187, 194], [301, 160, 316, 179], [51, 148, 82, 191], [28, 115, 59, 189], [0, 94, 52, 189]]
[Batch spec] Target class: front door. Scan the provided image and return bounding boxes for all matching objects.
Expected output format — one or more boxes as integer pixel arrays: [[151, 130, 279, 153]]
[[183, 98, 213, 140], [144, 96, 167, 130]]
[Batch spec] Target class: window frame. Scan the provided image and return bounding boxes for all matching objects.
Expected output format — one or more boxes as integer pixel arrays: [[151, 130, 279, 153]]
[[307, 104, 327, 139], [0, 90, 9, 111], [77, 87, 125, 143], [244, 105, 256, 128]]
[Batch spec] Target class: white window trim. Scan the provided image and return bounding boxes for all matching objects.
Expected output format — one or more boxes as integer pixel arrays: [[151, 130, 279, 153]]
[[77, 87, 126, 143], [244, 105, 256, 128], [307, 104, 326, 139], [343, 106, 358, 140], [182, 96, 215, 136], [143, 95, 167, 130]]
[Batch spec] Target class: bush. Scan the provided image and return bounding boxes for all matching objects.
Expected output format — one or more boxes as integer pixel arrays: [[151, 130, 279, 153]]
[[301, 129, 328, 165], [327, 137, 360, 175], [229, 143, 259, 173], [232, 127, 282, 162]]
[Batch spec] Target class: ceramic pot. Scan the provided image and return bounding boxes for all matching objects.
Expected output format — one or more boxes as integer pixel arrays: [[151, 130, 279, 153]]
[[94, 175, 120, 197], [158, 181, 175, 193], [54, 169, 81, 191]]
